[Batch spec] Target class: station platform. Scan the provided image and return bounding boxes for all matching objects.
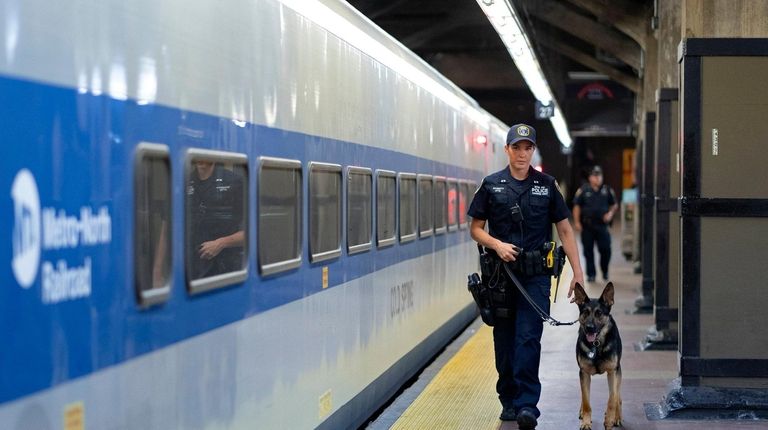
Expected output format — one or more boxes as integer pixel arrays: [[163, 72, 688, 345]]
[[365, 230, 768, 430]]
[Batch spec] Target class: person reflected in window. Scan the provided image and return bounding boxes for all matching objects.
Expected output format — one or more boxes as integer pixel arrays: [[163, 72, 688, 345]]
[[187, 160, 245, 279]]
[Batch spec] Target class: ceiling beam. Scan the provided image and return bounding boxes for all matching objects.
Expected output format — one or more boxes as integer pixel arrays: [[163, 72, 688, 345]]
[[516, 0, 642, 71], [565, 0, 652, 48], [536, 32, 641, 93], [365, 0, 411, 19], [400, 14, 487, 49]]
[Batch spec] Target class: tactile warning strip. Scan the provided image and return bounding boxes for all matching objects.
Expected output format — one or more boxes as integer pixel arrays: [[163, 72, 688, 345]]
[[390, 324, 502, 429]]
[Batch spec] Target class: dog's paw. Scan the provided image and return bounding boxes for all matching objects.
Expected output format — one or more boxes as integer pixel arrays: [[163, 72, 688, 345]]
[[579, 421, 592, 430], [614, 418, 623, 427]]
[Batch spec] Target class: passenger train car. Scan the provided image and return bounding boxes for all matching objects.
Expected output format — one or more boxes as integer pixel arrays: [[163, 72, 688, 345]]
[[1, 0, 540, 428]]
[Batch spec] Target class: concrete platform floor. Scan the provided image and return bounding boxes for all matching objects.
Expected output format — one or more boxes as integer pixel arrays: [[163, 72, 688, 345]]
[[366, 229, 768, 429]]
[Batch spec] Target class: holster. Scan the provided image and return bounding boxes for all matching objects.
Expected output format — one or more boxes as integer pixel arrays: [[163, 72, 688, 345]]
[[468, 245, 516, 326]]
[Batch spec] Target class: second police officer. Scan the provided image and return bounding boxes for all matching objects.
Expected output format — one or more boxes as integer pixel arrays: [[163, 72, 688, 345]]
[[468, 124, 584, 429], [572, 165, 618, 282]]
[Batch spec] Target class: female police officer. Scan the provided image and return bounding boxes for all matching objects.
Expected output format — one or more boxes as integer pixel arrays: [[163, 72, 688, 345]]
[[467, 124, 584, 429]]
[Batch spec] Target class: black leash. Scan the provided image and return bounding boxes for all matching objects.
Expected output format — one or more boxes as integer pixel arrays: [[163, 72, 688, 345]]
[[501, 261, 577, 326]]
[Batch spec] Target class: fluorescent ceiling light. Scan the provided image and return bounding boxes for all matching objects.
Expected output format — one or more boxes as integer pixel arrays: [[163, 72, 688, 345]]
[[568, 71, 610, 80], [475, 0, 572, 148]]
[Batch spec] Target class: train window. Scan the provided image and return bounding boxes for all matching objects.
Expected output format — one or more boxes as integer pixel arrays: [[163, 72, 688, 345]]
[[399, 173, 417, 242], [433, 176, 447, 235], [347, 167, 372, 254], [134, 143, 172, 306], [418, 174, 433, 238], [309, 162, 342, 262], [259, 157, 302, 275], [376, 170, 396, 248], [458, 181, 470, 229], [185, 150, 249, 294], [447, 179, 459, 231]]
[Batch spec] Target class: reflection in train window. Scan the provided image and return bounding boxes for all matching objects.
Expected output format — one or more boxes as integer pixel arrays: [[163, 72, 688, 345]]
[[185, 150, 249, 294], [347, 167, 372, 254], [447, 179, 459, 231], [310, 162, 342, 262], [433, 177, 447, 235], [134, 143, 172, 306], [259, 157, 302, 275], [376, 170, 396, 248], [458, 181, 470, 229], [418, 174, 433, 238], [399, 173, 417, 242]]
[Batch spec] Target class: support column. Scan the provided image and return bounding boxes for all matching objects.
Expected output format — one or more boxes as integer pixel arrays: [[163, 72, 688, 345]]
[[633, 111, 655, 313], [641, 88, 678, 351], [651, 38, 768, 420]]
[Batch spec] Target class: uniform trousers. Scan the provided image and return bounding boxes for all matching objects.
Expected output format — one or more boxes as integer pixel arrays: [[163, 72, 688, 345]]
[[492, 275, 550, 417], [581, 223, 611, 279]]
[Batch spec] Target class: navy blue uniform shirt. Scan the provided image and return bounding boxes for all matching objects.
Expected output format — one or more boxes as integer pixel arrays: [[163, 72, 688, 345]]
[[573, 183, 616, 223], [468, 166, 569, 252]]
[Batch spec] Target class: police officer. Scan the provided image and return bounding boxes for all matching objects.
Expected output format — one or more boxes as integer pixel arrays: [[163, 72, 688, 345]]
[[468, 124, 584, 429], [573, 165, 618, 282], [187, 160, 245, 279]]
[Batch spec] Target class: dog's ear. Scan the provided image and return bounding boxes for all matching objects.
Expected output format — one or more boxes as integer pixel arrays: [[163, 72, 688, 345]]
[[573, 282, 589, 305], [599, 282, 615, 308]]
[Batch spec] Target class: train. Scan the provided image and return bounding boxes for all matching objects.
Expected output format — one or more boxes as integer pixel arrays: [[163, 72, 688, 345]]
[[1, 0, 541, 428]]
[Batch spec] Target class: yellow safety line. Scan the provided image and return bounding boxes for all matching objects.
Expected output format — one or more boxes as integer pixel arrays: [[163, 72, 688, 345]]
[[390, 262, 576, 429], [390, 324, 501, 429]]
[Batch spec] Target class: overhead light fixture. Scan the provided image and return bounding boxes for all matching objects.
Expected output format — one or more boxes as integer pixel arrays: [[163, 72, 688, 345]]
[[568, 71, 610, 81], [475, 0, 572, 148]]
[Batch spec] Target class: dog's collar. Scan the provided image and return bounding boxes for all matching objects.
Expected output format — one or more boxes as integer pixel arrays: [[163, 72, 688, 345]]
[[587, 340, 600, 359]]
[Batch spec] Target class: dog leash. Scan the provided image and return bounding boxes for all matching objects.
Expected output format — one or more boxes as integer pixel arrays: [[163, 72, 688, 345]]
[[501, 261, 577, 326]]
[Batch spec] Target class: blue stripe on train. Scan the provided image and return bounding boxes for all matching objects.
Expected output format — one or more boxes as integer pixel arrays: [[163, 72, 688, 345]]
[[0, 75, 483, 403]]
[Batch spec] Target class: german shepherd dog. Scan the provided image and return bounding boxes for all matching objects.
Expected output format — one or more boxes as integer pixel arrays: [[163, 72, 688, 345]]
[[573, 282, 622, 430]]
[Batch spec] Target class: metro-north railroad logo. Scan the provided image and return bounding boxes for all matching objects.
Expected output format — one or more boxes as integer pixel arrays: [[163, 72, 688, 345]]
[[517, 125, 531, 136], [11, 169, 41, 288]]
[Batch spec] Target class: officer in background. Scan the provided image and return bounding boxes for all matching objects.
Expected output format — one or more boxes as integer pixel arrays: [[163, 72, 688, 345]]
[[573, 165, 618, 282], [468, 124, 584, 429], [187, 160, 245, 280]]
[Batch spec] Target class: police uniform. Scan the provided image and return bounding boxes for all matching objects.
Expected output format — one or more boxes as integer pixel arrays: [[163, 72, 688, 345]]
[[188, 164, 245, 279], [467, 126, 570, 420], [573, 177, 616, 281]]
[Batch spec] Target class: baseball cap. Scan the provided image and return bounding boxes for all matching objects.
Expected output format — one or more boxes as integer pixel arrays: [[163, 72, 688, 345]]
[[506, 124, 536, 145], [590, 165, 603, 175]]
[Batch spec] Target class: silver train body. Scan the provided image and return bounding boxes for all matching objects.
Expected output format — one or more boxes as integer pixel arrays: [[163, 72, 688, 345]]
[[0, 0, 539, 428]]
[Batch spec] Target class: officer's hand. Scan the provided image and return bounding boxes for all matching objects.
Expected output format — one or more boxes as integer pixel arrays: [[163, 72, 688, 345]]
[[567, 276, 584, 303], [494, 241, 520, 262], [602, 212, 613, 223], [199, 239, 225, 260]]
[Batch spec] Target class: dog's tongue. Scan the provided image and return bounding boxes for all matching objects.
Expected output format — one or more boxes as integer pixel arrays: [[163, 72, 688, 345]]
[[586, 333, 597, 343]]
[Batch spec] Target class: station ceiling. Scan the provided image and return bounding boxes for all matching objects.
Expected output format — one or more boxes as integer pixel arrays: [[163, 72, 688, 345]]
[[345, 0, 651, 160]]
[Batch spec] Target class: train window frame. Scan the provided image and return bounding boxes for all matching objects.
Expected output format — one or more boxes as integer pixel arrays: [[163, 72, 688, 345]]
[[458, 180, 471, 229], [433, 176, 447, 235], [185, 149, 249, 294], [309, 162, 342, 263], [258, 157, 303, 276], [375, 170, 397, 248], [447, 178, 459, 232], [134, 143, 172, 307], [347, 166, 373, 255], [418, 174, 433, 238], [398, 172, 417, 243]]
